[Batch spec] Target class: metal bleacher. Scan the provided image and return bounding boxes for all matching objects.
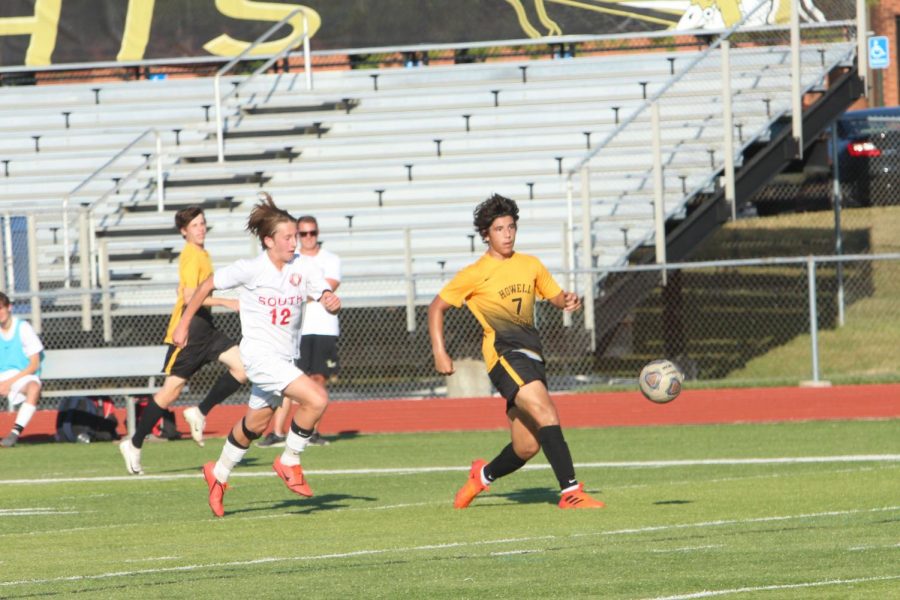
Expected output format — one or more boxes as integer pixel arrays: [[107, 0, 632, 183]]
[[0, 25, 858, 314]]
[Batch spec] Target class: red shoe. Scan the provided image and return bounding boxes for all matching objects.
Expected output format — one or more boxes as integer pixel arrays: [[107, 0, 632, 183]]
[[558, 483, 605, 509], [453, 459, 489, 509], [273, 456, 313, 497], [202, 461, 228, 517]]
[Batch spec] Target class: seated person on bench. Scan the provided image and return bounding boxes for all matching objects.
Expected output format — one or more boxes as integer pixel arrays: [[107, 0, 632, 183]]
[[0, 292, 44, 448]]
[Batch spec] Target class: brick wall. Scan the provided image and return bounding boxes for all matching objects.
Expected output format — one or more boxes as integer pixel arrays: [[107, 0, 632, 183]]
[[869, 0, 900, 106]]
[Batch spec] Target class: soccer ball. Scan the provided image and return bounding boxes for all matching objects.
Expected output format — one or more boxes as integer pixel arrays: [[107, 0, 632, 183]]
[[638, 359, 684, 403]]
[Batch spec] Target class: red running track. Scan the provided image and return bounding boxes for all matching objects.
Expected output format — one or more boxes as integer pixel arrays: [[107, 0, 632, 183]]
[[3, 384, 899, 442]]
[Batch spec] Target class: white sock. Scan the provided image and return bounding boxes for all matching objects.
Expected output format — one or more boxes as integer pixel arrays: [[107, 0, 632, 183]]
[[15, 403, 37, 430], [479, 467, 491, 487], [561, 482, 580, 495], [214, 439, 248, 483], [279, 430, 309, 467]]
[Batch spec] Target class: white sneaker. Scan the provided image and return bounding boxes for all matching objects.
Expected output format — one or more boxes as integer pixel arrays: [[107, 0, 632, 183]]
[[182, 406, 206, 447], [119, 439, 144, 475]]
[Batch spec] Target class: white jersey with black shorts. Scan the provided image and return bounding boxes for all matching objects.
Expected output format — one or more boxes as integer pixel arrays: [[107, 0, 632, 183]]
[[296, 248, 341, 377], [213, 251, 331, 409]]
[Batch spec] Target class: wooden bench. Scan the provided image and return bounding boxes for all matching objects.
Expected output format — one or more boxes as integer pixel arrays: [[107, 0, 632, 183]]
[[39, 346, 168, 436]]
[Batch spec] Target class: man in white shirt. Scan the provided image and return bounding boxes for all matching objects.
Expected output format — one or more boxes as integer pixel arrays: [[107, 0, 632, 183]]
[[0, 292, 44, 448], [259, 215, 340, 448]]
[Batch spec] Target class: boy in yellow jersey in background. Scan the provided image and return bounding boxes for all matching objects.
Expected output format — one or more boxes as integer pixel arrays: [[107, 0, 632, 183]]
[[428, 194, 604, 509], [118, 206, 247, 475]]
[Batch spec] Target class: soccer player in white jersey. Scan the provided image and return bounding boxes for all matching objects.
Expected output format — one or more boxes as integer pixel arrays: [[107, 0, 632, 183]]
[[173, 194, 341, 517], [258, 214, 341, 448]]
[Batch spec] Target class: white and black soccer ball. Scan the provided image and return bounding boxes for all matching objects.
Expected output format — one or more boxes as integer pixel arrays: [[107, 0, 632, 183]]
[[638, 359, 684, 403]]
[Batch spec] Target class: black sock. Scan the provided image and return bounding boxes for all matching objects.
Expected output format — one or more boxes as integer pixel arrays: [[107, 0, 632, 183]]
[[290, 421, 313, 438], [227, 431, 249, 450], [538, 425, 578, 490], [198, 372, 243, 416], [132, 399, 166, 449], [11, 424, 23, 435], [484, 444, 527, 483]]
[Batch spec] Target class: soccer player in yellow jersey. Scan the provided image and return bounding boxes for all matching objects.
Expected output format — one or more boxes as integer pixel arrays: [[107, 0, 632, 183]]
[[429, 194, 604, 509], [118, 206, 248, 475]]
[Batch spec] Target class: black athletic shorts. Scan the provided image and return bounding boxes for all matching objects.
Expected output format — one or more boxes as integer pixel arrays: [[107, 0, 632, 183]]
[[162, 314, 237, 379], [488, 351, 547, 412], [295, 334, 339, 377]]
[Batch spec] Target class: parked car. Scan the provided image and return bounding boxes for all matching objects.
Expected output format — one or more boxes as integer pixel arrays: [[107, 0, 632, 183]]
[[832, 106, 900, 207], [751, 107, 900, 216]]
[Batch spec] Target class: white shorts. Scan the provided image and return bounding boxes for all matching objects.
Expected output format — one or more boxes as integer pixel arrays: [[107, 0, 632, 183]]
[[242, 354, 304, 411], [1, 370, 41, 408]]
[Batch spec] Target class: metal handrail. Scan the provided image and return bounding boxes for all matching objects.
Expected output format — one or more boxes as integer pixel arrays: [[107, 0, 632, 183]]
[[566, 0, 772, 179], [565, 23, 855, 181], [560, 0, 774, 318], [68, 128, 162, 203], [563, 10, 856, 272], [617, 42, 858, 267], [214, 7, 313, 163], [62, 127, 164, 289]]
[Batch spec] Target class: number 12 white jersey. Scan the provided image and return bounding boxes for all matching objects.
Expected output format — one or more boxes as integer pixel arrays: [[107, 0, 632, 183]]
[[213, 251, 331, 363]]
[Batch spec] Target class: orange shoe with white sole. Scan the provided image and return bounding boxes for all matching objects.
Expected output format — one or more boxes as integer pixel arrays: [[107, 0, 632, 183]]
[[202, 461, 228, 517], [558, 483, 605, 509], [453, 459, 490, 509], [273, 456, 313, 497]]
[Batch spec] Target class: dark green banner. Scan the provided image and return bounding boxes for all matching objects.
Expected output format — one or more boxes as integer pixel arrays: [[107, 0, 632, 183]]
[[0, 1, 844, 68]]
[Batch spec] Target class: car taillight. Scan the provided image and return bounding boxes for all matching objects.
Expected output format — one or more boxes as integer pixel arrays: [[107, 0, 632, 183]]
[[847, 141, 881, 157]]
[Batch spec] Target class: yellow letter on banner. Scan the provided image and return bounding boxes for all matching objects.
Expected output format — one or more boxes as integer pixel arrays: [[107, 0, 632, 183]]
[[117, 0, 156, 62], [0, 0, 62, 66], [204, 0, 320, 58]]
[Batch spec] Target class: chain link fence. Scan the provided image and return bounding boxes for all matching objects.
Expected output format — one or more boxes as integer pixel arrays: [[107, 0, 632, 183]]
[[5, 246, 900, 409], [0, 214, 33, 304]]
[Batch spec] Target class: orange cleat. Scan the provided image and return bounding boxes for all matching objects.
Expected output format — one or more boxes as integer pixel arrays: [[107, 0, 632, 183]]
[[273, 456, 313, 497], [202, 461, 228, 517], [453, 459, 490, 509], [558, 483, 605, 509]]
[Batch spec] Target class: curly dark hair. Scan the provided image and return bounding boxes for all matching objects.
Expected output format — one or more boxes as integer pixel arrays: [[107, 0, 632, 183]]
[[473, 194, 519, 240]]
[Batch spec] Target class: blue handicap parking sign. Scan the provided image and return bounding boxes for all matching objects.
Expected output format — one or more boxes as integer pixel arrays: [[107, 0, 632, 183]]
[[869, 36, 890, 70]]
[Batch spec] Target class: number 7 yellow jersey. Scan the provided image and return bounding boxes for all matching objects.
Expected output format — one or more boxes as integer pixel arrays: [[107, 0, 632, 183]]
[[438, 252, 562, 371]]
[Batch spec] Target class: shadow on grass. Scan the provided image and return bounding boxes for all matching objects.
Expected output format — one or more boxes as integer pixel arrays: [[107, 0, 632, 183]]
[[492, 486, 558, 507], [231, 492, 378, 516]]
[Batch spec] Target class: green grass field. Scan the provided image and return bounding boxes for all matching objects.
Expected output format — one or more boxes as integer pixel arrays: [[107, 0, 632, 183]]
[[2, 420, 899, 599], [712, 206, 900, 386]]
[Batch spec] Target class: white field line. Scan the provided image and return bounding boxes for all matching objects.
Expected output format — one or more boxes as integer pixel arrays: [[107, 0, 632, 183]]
[[1, 454, 898, 486], [0, 508, 78, 517], [651, 544, 724, 553], [848, 542, 900, 551], [0, 510, 78, 517], [122, 556, 181, 563], [1, 506, 898, 589], [645, 575, 900, 599]]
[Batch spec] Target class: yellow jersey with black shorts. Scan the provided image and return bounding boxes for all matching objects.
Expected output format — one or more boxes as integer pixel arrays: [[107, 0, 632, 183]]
[[438, 252, 562, 409], [161, 243, 236, 379]]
